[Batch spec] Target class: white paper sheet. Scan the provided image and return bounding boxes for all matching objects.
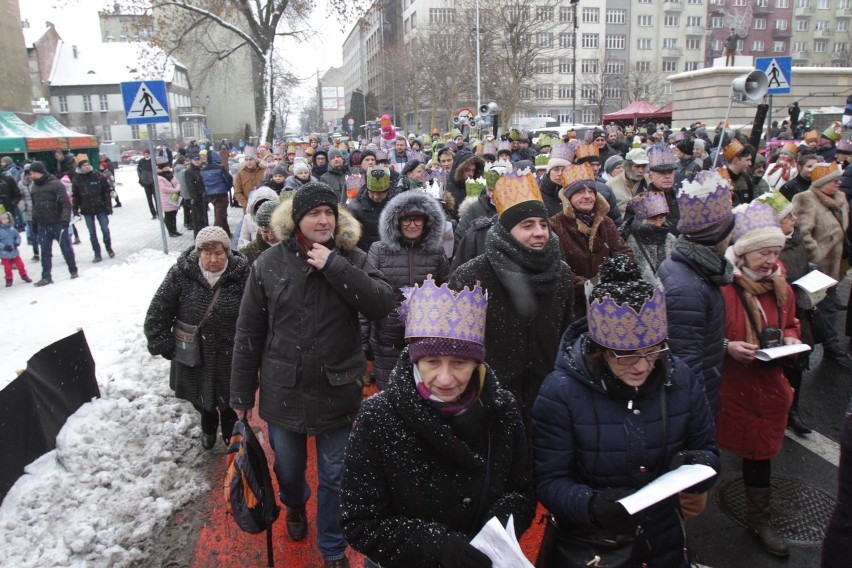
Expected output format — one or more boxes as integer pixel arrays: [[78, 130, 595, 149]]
[[754, 343, 811, 361], [793, 270, 837, 294], [617, 464, 716, 515], [470, 515, 535, 568]]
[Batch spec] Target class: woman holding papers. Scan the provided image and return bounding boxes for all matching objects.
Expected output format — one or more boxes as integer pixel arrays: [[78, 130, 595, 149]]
[[532, 255, 719, 568], [719, 201, 801, 558], [340, 276, 536, 568]]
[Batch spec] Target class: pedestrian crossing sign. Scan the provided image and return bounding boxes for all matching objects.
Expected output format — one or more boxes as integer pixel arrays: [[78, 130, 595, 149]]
[[121, 81, 171, 124], [755, 57, 792, 95]]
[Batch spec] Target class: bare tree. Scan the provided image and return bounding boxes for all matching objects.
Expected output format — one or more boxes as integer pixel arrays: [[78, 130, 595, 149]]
[[578, 51, 629, 124], [298, 93, 321, 134], [624, 62, 664, 106]]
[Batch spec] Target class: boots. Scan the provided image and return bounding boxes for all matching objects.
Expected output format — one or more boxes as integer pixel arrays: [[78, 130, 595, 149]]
[[744, 485, 789, 557], [787, 409, 812, 435]]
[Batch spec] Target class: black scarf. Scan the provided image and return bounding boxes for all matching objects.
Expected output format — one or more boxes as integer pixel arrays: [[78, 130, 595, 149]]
[[631, 223, 670, 273], [485, 221, 562, 319], [674, 236, 733, 286], [575, 211, 596, 227]]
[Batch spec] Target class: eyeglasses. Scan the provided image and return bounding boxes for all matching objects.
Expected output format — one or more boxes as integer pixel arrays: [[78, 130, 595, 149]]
[[401, 217, 425, 226], [609, 345, 669, 366]]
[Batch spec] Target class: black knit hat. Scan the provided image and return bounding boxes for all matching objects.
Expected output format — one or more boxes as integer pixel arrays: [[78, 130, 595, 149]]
[[402, 159, 422, 176], [292, 182, 339, 226], [676, 138, 694, 155], [29, 161, 47, 175]]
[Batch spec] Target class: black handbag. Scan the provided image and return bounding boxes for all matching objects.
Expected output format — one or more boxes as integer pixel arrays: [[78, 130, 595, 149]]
[[172, 287, 221, 367], [536, 514, 634, 568]]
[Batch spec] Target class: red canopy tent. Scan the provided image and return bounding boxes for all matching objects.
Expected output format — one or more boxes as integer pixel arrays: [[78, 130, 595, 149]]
[[602, 101, 673, 124]]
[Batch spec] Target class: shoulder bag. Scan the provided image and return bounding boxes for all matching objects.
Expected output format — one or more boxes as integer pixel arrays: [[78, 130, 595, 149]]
[[172, 286, 221, 368]]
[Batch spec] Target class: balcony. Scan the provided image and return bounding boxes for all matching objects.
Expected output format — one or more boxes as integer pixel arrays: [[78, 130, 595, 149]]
[[831, 51, 850, 63], [792, 54, 810, 65], [794, 7, 812, 17], [176, 105, 207, 117], [661, 47, 683, 57], [663, 2, 684, 13], [773, 28, 793, 39], [837, 7, 852, 18], [814, 28, 834, 39], [754, 4, 772, 16], [687, 26, 708, 36], [792, 49, 809, 57]]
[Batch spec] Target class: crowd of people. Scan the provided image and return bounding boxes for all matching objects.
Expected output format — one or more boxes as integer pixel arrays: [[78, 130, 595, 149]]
[[5, 118, 845, 567]]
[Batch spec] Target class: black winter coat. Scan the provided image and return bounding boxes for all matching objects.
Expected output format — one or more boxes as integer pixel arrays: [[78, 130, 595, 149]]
[[657, 246, 729, 416], [31, 173, 71, 225], [454, 191, 496, 250], [56, 153, 76, 179], [144, 248, 249, 411], [450, 215, 493, 271], [0, 173, 21, 213], [320, 166, 351, 203], [822, 398, 852, 568], [532, 320, 719, 568], [183, 165, 206, 203], [137, 157, 154, 185], [344, 187, 396, 253], [366, 191, 450, 387], [340, 349, 536, 568], [238, 232, 272, 267], [230, 199, 394, 434], [539, 176, 563, 217], [71, 171, 112, 215], [780, 173, 811, 201]]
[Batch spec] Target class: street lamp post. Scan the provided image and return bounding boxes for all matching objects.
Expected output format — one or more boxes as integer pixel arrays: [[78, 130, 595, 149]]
[[572, 0, 579, 124], [355, 89, 368, 139], [475, 0, 481, 113]]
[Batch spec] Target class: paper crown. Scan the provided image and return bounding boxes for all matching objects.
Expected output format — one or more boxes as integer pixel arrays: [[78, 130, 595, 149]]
[[537, 135, 555, 148], [755, 189, 794, 219], [647, 146, 678, 171], [493, 171, 544, 217], [483, 142, 497, 155], [508, 128, 521, 141], [560, 163, 597, 193], [75, 153, 89, 164], [286, 145, 297, 154], [417, 179, 444, 200], [606, 125, 619, 135], [485, 162, 509, 190], [375, 150, 389, 162], [496, 140, 512, 153], [535, 153, 550, 168], [588, 285, 668, 350], [677, 170, 734, 231], [345, 174, 364, 191], [574, 143, 599, 162], [779, 142, 798, 157], [465, 177, 486, 196], [837, 139, 852, 154], [295, 149, 307, 159], [366, 167, 391, 192], [732, 201, 783, 243], [722, 139, 745, 161], [549, 142, 575, 163], [399, 275, 487, 345], [811, 163, 842, 186], [630, 192, 670, 220], [411, 151, 426, 163], [421, 168, 446, 189], [822, 121, 842, 142], [804, 130, 819, 143]]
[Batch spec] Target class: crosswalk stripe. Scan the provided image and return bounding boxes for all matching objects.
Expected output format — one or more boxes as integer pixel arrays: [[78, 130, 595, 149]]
[[785, 428, 840, 467]]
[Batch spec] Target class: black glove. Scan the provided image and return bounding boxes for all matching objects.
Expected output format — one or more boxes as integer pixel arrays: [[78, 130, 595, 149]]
[[3, 245, 12, 252], [670, 450, 715, 470], [439, 535, 492, 568], [589, 489, 637, 534]]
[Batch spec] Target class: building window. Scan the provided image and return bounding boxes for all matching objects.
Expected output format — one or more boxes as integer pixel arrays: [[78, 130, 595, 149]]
[[815, 20, 829, 30], [752, 40, 765, 51], [605, 60, 625, 74], [665, 15, 680, 26], [662, 83, 674, 95], [581, 85, 597, 100], [687, 38, 702, 50], [711, 16, 724, 28], [559, 59, 574, 73], [582, 34, 598, 48], [814, 40, 827, 52], [663, 38, 678, 49], [429, 8, 454, 24], [535, 59, 554, 74], [536, 32, 553, 47], [604, 86, 622, 99], [776, 0, 789, 6], [797, 0, 810, 7], [520, 87, 532, 100], [662, 60, 678, 72], [131, 125, 141, 139], [795, 19, 808, 31], [834, 42, 849, 52], [557, 111, 573, 122], [59, 95, 68, 113], [536, 85, 553, 99], [411, 11, 416, 29], [712, 39, 723, 51], [775, 19, 788, 30], [582, 7, 599, 23], [685, 61, 701, 71], [757, 0, 769, 5], [839, 21, 849, 32], [638, 38, 652, 50], [818, 0, 830, 7], [581, 59, 599, 73], [688, 0, 703, 4], [558, 85, 574, 99], [638, 15, 652, 27], [582, 109, 597, 123], [102, 124, 111, 141], [559, 33, 573, 49], [753, 18, 766, 30], [773, 41, 786, 52], [83, 95, 92, 112], [636, 61, 652, 72], [687, 16, 702, 26], [792, 41, 808, 52], [559, 7, 573, 23], [606, 9, 626, 24], [99, 94, 108, 111], [733, 0, 747, 5], [606, 35, 625, 50], [536, 7, 553, 21]]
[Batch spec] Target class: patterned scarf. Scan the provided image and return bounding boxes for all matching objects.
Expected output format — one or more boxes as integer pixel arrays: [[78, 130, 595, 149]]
[[729, 253, 788, 346], [413, 363, 484, 417]]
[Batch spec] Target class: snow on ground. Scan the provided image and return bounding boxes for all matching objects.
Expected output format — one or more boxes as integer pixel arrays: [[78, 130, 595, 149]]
[[0, 166, 223, 567]]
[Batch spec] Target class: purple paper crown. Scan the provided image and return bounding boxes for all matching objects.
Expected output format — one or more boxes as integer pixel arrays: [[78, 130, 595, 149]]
[[837, 139, 852, 153], [345, 174, 363, 191], [630, 192, 670, 220], [550, 142, 575, 163], [372, 136, 381, 146], [421, 168, 447, 189], [399, 275, 487, 346], [375, 150, 389, 161], [588, 285, 668, 350], [676, 170, 734, 231], [295, 149, 307, 159], [411, 151, 426, 162], [731, 201, 782, 243], [606, 125, 619, 135], [647, 146, 678, 170], [496, 141, 511, 153], [483, 142, 497, 155]]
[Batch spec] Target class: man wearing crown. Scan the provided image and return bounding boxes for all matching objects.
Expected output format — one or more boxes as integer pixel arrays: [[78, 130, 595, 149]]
[[450, 171, 573, 424], [718, 139, 759, 205]]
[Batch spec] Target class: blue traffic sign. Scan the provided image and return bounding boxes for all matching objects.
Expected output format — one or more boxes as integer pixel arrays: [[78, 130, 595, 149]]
[[121, 81, 170, 124], [755, 56, 792, 95]]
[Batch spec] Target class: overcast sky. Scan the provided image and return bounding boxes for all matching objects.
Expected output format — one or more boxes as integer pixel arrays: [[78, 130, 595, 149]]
[[19, 0, 349, 117]]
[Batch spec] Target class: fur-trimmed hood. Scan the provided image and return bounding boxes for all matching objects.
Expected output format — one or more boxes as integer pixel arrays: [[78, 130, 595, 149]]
[[378, 190, 446, 253], [452, 154, 486, 187], [246, 186, 279, 216], [270, 196, 362, 252], [558, 193, 611, 252]]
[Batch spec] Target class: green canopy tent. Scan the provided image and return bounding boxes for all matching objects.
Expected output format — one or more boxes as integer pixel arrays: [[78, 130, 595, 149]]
[[0, 112, 67, 155], [32, 116, 99, 165]]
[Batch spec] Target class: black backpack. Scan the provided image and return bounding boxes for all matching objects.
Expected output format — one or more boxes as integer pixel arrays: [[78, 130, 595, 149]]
[[224, 420, 280, 565]]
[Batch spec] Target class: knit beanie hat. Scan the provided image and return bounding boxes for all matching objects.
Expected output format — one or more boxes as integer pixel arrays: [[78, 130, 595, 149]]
[[255, 200, 278, 229], [328, 148, 343, 161], [409, 338, 485, 364], [272, 163, 288, 177], [293, 161, 311, 176], [292, 182, 339, 226], [731, 201, 786, 256], [676, 138, 694, 155], [811, 163, 842, 188], [195, 226, 231, 251], [603, 155, 624, 175], [29, 161, 47, 175]]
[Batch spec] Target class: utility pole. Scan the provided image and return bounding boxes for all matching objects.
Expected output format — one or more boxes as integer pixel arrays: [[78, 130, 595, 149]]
[[571, 0, 580, 124], [316, 70, 324, 133], [475, 0, 482, 113]]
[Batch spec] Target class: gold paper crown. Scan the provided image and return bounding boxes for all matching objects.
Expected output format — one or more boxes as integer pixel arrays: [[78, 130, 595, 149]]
[[493, 171, 544, 216], [722, 139, 745, 161], [574, 143, 599, 162], [560, 162, 596, 190], [804, 129, 819, 143]]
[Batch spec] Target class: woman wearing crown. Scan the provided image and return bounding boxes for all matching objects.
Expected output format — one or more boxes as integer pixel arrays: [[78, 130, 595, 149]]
[[340, 276, 536, 568], [532, 255, 719, 567]]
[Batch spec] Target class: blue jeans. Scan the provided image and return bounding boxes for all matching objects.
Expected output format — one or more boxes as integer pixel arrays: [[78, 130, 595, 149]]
[[267, 423, 351, 561], [38, 223, 77, 280], [83, 212, 112, 255], [25, 220, 38, 255]]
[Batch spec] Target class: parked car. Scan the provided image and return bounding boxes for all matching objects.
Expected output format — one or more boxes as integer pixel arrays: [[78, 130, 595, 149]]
[[121, 150, 142, 165]]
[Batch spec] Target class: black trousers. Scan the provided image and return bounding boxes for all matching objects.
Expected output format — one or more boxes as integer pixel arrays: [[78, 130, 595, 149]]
[[142, 183, 157, 217]]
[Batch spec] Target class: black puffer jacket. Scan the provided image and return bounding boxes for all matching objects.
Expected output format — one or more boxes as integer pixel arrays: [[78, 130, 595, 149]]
[[144, 248, 249, 411], [71, 170, 112, 215], [320, 166, 351, 203], [366, 191, 450, 388], [345, 187, 397, 253], [454, 191, 497, 250], [31, 173, 71, 225], [340, 348, 536, 568], [446, 154, 485, 213], [451, 215, 494, 271], [230, 199, 395, 434]]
